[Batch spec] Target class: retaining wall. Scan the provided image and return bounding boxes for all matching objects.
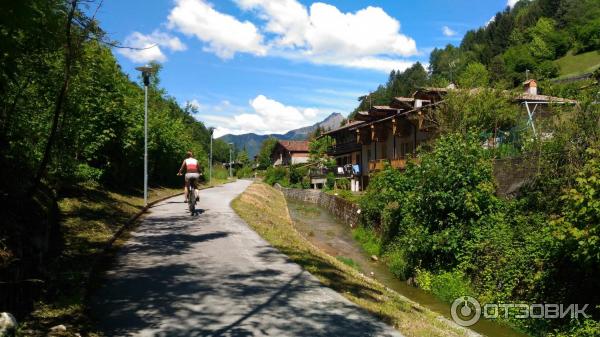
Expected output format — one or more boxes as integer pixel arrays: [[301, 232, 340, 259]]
[[275, 185, 360, 225]]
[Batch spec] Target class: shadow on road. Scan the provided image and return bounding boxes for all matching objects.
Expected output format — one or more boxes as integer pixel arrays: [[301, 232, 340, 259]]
[[91, 185, 399, 337]]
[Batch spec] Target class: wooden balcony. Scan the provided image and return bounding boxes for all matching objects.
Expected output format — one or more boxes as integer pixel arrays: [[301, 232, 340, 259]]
[[368, 159, 386, 172], [391, 158, 407, 169], [368, 158, 408, 172]]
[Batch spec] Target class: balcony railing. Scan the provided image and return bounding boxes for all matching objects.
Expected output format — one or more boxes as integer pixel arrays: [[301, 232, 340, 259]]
[[368, 158, 408, 172], [327, 142, 362, 155], [309, 165, 361, 178]]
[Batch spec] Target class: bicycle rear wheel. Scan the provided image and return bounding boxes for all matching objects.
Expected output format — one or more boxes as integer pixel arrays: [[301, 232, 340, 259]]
[[188, 187, 196, 214]]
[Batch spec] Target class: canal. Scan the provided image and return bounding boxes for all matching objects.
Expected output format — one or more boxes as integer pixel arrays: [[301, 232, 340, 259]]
[[286, 198, 529, 337]]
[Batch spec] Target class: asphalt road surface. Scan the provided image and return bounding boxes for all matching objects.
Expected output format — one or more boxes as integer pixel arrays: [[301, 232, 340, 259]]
[[92, 180, 403, 337]]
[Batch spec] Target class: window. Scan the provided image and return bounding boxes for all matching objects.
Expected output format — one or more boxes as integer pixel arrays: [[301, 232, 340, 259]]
[[400, 143, 411, 158]]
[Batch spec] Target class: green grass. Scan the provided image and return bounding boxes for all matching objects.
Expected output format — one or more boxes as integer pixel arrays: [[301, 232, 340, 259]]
[[336, 256, 361, 271], [232, 183, 471, 337], [352, 226, 382, 257], [555, 50, 600, 78], [325, 189, 363, 203]]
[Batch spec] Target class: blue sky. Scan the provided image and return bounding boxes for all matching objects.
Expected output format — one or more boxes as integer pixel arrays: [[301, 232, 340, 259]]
[[91, 0, 518, 137]]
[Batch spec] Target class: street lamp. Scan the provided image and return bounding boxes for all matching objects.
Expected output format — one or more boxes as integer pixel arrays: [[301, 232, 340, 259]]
[[135, 64, 156, 206], [209, 127, 214, 184], [228, 142, 234, 178]]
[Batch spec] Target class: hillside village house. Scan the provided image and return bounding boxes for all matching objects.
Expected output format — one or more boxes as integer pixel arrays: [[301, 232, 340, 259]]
[[319, 81, 577, 191], [271, 140, 310, 166]]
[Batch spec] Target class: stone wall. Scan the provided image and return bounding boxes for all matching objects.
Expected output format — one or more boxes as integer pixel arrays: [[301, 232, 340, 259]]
[[275, 185, 360, 226]]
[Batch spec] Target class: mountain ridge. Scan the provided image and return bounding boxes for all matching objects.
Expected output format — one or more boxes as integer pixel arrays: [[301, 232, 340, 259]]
[[218, 112, 345, 158]]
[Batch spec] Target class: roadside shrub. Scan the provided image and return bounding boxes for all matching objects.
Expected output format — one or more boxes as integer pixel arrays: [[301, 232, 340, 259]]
[[236, 166, 253, 179], [414, 268, 432, 291], [74, 163, 103, 184], [429, 270, 473, 304], [352, 226, 382, 257], [264, 166, 288, 186], [336, 178, 350, 190], [389, 133, 501, 271], [289, 165, 308, 188], [325, 172, 335, 190], [212, 166, 229, 180], [384, 244, 409, 280], [548, 319, 600, 337], [359, 165, 405, 229]]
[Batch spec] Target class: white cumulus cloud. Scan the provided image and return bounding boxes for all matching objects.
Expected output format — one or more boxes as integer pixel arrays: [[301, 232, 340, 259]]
[[235, 0, 418, 72], [442, 26, 457, 37], [123, 0, 420, 72], [236, 0, 309, 47], [200, 95, 323, 137], [167, 0, 267, 59], [118, 30, 187, 63], [507, 0, 520, 8]]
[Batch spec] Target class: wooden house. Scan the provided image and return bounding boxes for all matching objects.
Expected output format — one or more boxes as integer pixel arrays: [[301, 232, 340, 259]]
[[271, 140, 310, 166], [318, 81, 577, 190]]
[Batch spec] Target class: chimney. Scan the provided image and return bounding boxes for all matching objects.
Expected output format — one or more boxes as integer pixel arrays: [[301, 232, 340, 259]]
[[523, 79, 537, 95]]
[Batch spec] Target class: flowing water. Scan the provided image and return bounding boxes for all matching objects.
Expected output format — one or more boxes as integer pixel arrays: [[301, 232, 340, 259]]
[[286, 198, 529, 337]]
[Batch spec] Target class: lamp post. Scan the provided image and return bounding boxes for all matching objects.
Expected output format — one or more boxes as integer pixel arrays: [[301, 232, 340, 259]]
[[228, 142, 234, 178], [135, 65, 155, 206], [209, 127, 214, 184]]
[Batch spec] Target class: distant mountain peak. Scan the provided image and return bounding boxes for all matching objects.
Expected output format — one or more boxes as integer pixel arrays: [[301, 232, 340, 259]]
[[218, 113, 345, 158]]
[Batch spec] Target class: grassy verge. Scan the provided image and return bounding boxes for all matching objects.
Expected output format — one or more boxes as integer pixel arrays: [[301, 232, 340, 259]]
[[324, 189, 363, 203], [352, 226, 383, 257], [231, 182, 470, 337], [18, 184, 190, 336]]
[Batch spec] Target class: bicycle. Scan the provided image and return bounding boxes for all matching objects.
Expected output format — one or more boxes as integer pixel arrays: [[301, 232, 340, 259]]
[[187, 176, 198, 215], [178, 173, 200, 216]]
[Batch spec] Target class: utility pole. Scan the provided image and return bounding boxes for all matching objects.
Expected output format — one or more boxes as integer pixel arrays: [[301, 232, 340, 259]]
[[209, 127, 214, 184], [135, 65, 156, 207], [228, 142, 234, 178]]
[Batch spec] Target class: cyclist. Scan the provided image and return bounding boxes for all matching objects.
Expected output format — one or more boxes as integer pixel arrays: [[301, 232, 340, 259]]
[[177, 151, 201, 203]]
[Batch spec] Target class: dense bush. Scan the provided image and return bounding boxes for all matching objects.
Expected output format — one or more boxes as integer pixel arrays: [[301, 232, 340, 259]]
[[263, 165, 310, 189], [358, 125, 600, 334], [212, 166, 230, 181], [236, 166, 254, 179], [264, 166, 289, 186]]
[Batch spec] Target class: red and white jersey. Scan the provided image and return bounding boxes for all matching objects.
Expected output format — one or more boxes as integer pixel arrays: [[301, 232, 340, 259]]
[[185, 158, 198, 172]]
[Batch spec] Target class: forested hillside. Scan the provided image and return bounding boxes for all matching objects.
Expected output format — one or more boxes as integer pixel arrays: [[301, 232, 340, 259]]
[[430, 0, 600, 84], [0, 3, 228, 194], [0, 1, 228, 329], [353, 0, 599, 116]]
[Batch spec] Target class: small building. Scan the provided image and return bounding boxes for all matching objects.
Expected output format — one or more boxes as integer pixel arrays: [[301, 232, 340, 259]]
[[271, 140, 309, 166]]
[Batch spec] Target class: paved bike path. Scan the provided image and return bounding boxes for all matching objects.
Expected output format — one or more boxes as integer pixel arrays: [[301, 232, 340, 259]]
[[92, 180, 403, 337]]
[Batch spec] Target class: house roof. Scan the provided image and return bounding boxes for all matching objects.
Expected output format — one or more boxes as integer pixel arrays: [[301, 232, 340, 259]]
[[277, 140, 309, 152], [319, 120, 365, 137], [349, 100, 446, 131], [515, 93, 577, 104], [372, 105, 396, 110], [394, 97, 415, 102]]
